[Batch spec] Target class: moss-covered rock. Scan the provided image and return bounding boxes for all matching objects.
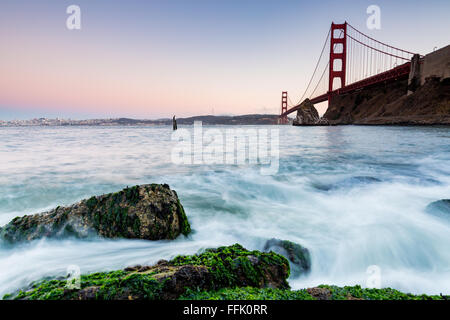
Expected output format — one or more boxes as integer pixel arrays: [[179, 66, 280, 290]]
[[310, 285, 446, 300], [4, 244, 445, 301], [263, 238, 311, 277], [170, 243, 290, 290], [0, 184, 191, 243], [3, 244, 290, 300], [179, 285, 447, 300], [180, 286, 316, 300]]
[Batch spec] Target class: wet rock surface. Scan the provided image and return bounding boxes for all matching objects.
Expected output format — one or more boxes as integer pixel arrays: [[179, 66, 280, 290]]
[[263, 238, 311, 277], [0, 184, 191, 243], [426, 199, 450, 219]]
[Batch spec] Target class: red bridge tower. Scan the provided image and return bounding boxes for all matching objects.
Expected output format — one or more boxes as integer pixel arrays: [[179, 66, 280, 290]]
[[279, 91, 288, 124], [328, 22, 347, 102]]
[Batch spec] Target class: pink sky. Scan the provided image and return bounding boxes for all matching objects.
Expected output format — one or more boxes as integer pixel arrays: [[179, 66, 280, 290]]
[[1, 1, 449, 119]]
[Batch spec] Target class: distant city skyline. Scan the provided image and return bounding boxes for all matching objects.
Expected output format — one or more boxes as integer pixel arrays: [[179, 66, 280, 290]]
[[1, 0, 450, 120]]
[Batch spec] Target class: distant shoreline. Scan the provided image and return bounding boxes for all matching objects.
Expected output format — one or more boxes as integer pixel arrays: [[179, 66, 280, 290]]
[[0, 114, 287, 127]]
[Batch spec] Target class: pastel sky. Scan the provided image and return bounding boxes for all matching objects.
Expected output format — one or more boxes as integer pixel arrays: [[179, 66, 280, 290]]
[[1, 0, 449, 120]]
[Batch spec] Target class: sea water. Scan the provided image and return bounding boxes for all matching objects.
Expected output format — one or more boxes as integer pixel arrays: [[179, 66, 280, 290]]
[[0, 125, 449, 296]]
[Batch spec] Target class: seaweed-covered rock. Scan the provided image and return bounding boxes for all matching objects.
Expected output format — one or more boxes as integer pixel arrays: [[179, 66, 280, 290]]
[[426, 199, 450, 219], [263, 238, 311, 277], [4, 244, 290, 300], [0, 184, 191, 243], [179, 285, 446, 300], [170, 244, 290, 290]]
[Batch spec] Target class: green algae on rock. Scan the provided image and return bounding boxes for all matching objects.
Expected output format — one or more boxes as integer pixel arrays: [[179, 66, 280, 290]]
[[3, 243, 446, 301], [170, 243, 290, 290], [311, 285, 446, 300], [0, 184, 191, 243], [3, 244, 289, 300], [180, 285, 446, 300], [180, 286, 316, 300]]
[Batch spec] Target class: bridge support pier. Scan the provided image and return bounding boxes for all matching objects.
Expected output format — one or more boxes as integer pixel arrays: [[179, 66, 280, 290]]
[[408, 54, 421, 95]]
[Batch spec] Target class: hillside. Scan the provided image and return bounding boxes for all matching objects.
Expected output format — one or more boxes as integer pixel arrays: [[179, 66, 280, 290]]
[[323, 77, 450, 125], [0, 114, 281, 127]]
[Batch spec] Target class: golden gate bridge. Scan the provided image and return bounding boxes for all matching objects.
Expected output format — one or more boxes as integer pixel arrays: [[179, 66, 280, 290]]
[[279, 21, 421, 124]]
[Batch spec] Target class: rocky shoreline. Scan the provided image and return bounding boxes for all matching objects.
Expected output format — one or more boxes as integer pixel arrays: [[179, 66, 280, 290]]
[[3, 243, 447, 300], [1, 184, 448, 300], [292, 77, 450, 126]]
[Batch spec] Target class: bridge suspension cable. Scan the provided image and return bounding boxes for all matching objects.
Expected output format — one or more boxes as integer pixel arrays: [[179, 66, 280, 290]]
[[294, 27, 331, 106], [280, 21, 419, 119], [308, 29, 346, 99], [309, 61, 329, 99], [345, 22, 416, 85], [346, 23, 416, 56]]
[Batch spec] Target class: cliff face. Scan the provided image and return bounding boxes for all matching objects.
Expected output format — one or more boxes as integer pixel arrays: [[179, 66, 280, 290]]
[[323, 44, 450, 125], [323, 77, 450, 125]]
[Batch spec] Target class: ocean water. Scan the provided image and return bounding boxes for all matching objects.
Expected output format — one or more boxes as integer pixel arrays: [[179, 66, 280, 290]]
[[0, 125, 449, 297]]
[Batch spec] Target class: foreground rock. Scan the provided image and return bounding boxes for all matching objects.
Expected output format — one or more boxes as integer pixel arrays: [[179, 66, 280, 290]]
[[0, 184, 191, 243], [181, 285, 447, 300], [4, 244, 290, 300], [263, 239, 311, 278], [292, 99, 329, 126], [5, 243, 444, 301], [426, 199, 450, 219]]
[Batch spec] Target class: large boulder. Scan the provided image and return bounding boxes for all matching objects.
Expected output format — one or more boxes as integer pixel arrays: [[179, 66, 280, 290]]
[[263, 238, 311, 277], [0, 184, 191, 243], [293, 99, 328, 126], [4, 244, 290, 300]]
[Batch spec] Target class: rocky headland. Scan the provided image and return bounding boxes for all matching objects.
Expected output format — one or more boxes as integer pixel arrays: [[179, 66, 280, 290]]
[[324, 77, 450, 125], [292, 77, 449, 126]]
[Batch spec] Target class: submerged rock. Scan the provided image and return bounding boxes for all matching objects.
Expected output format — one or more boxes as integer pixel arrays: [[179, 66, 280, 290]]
[[263, 238, 311, 277], [4, 244, 290, 300], [311, 176, 382, 192], [426, 199, 450, 219], [0, 184, 191, 243]]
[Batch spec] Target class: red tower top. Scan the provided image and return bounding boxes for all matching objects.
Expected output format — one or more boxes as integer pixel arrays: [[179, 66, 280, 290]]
[[329, 22, 347, 93]]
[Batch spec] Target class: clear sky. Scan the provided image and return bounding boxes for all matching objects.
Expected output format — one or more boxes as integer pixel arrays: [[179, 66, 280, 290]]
[[0, 0, 449, 120]]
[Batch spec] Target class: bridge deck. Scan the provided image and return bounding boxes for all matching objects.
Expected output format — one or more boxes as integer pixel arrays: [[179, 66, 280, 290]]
[[282, 62, 411, 117]]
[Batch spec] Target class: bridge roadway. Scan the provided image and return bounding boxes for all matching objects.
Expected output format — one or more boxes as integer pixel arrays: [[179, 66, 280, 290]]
[[282, 61, 412, 117]]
